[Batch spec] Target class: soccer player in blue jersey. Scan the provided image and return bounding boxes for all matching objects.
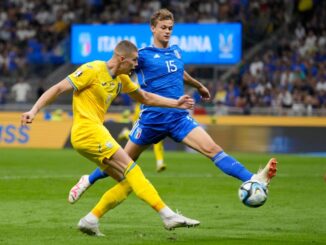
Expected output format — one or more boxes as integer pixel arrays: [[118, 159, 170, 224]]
[[69, 9, 277, 215]]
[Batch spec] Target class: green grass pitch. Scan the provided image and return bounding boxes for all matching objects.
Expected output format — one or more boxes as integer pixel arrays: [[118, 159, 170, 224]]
[[0, 148, 325, 245]]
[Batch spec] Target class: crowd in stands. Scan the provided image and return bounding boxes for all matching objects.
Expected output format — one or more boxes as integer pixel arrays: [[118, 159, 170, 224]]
[[210, 0, 326, 115], [0, 0, 325, 117]]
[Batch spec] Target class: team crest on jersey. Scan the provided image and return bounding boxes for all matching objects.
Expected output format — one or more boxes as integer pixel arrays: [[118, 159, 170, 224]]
[[105, 141, 113, 149], [135, 128, 142, 139], [174, 50, 181, 59], [74, 70, 83, 77]]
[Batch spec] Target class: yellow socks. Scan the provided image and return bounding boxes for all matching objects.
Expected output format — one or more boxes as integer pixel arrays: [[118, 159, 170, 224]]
[[124, 161, 166, 211], [153, 141, 164, 163], [91, 161, 166, 219], [92, 179, 132, 218]]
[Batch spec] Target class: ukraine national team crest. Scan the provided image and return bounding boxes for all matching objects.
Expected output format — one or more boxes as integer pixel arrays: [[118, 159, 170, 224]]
[[79, 32, 91, 57], [218, 33, 234, 59]]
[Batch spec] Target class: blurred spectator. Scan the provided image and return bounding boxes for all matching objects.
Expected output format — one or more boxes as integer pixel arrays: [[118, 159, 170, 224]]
[[36, 80, 45, 98], [11, 78, 31, 103], [0, 81, 8, 104]]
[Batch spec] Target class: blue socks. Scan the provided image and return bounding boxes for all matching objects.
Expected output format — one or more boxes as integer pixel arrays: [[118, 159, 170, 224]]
[[88, 152, 251, 184], [212, 151, 253, 182], [88, 168, 108, 184]]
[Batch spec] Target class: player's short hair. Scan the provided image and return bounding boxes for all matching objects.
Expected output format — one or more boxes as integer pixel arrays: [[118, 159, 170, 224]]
[[114, 40, 138, 57], [150, 9, 174, 27]]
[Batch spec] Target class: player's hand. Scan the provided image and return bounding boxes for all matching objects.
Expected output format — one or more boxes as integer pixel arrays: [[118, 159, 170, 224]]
[[178, 95, 194, 109], [198, 85, 211, 101], [21, 111, 36, 126]]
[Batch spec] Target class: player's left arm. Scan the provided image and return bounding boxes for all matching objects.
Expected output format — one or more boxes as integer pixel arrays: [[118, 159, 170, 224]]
[[183, 71, 211, 101], [128, 89, 194, 110]]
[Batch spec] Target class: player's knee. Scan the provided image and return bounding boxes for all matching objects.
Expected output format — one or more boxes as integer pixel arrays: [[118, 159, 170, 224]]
[[201, 144, 222, 158], [121, 186, 132, 200]]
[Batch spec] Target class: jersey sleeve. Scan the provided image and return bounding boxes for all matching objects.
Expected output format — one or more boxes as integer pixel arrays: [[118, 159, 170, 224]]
[[66, 63, 96, 91], [119, 74, 139, 94]]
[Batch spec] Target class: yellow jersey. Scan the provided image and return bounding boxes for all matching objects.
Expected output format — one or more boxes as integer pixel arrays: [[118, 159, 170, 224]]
[[66, 61, 139, 167], [67, 60, 138, 126]]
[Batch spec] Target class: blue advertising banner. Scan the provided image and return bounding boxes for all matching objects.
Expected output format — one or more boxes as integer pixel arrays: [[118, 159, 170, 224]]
[[71, 23, 242, 65]]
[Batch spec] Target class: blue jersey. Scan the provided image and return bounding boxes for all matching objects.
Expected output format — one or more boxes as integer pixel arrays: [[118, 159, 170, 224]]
[[135, 45, 188, 124]]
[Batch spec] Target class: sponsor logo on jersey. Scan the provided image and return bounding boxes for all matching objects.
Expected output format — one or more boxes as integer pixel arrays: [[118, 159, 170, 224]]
[[74, 70, 83, 77], [154, 54, 160, 58]]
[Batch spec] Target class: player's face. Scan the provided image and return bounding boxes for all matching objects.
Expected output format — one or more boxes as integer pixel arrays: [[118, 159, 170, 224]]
[[151, 19, 174, 47], [119, 51, 138, 74]]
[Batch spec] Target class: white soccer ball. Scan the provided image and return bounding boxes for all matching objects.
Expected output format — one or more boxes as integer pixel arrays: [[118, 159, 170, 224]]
[[238, 180, 268, 208]]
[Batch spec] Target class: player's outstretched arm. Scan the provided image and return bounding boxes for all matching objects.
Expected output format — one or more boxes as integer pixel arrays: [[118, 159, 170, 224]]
[[183, 71, 211, 101], [128, 89, 194, 110], [21, 79, 73, 125]]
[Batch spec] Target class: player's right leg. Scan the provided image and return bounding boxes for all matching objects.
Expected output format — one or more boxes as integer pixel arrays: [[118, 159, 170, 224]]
[[68, 129, 150, 204], [68, 141, 148, 204], [180, 122, 277, 184]]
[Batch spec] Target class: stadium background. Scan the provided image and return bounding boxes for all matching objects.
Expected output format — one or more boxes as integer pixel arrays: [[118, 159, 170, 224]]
[[0, 1, 326, 245], [0, 0, 325, 153]]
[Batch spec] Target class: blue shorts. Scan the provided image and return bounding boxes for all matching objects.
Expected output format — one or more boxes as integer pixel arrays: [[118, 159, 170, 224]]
[[129, 115, 199, 145]]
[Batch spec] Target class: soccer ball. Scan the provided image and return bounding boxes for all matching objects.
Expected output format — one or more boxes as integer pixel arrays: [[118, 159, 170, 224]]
[[238, 180, 268, 208]]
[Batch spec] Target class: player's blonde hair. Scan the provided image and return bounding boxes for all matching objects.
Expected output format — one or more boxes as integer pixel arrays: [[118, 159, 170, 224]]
[[150, 9, 174, 27], [114, 40, 138, 57]]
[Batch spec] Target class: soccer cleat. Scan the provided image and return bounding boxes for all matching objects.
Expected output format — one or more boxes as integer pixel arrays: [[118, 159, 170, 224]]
[[118, 127, 130, 141], [163, 212, 200, 230], [78, 217, 105, 237], [68, 175, 91, 204], [251, 158, 278, 185], [156, 163, 167, 173]]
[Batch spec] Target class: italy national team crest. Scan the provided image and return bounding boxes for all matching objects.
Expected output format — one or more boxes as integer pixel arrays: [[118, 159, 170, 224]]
[[79, 32, 91, 57], [135, 128, 142, 139]]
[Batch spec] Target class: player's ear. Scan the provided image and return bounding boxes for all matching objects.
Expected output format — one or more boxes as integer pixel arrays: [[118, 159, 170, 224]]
[[119, 56, 125, 62], [150, 25, 155, 33]]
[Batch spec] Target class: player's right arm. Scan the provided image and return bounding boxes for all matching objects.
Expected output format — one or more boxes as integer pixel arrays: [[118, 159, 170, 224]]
[[128, 88, 194, 110], [21, 79, 73, 125]]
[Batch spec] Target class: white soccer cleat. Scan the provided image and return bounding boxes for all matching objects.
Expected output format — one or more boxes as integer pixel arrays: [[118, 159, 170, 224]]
[[163, 212, 200, 230], [78, 217, 105, 237], [68, 175, 91, 204], [156, 163, 167, 173], [251, 158, 278, 185]]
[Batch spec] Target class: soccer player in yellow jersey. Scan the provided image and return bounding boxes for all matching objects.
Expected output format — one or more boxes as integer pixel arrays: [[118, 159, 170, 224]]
[[118, 102, 166, 172], [21, 40, 199, 236]]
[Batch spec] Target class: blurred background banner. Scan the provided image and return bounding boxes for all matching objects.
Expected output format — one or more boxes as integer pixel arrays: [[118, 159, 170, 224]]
[[71, 23, 242, 64], [2, 112, 325, 154]]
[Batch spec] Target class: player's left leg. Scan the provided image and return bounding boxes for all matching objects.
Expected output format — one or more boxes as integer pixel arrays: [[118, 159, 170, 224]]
[[182, 126, 277, 184], [78, 148, 200, 236], [153, 141, 167, 172]]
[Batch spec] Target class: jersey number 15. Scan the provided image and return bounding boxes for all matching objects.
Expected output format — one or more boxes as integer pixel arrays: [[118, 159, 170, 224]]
[[165, 60, 177, 73]]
